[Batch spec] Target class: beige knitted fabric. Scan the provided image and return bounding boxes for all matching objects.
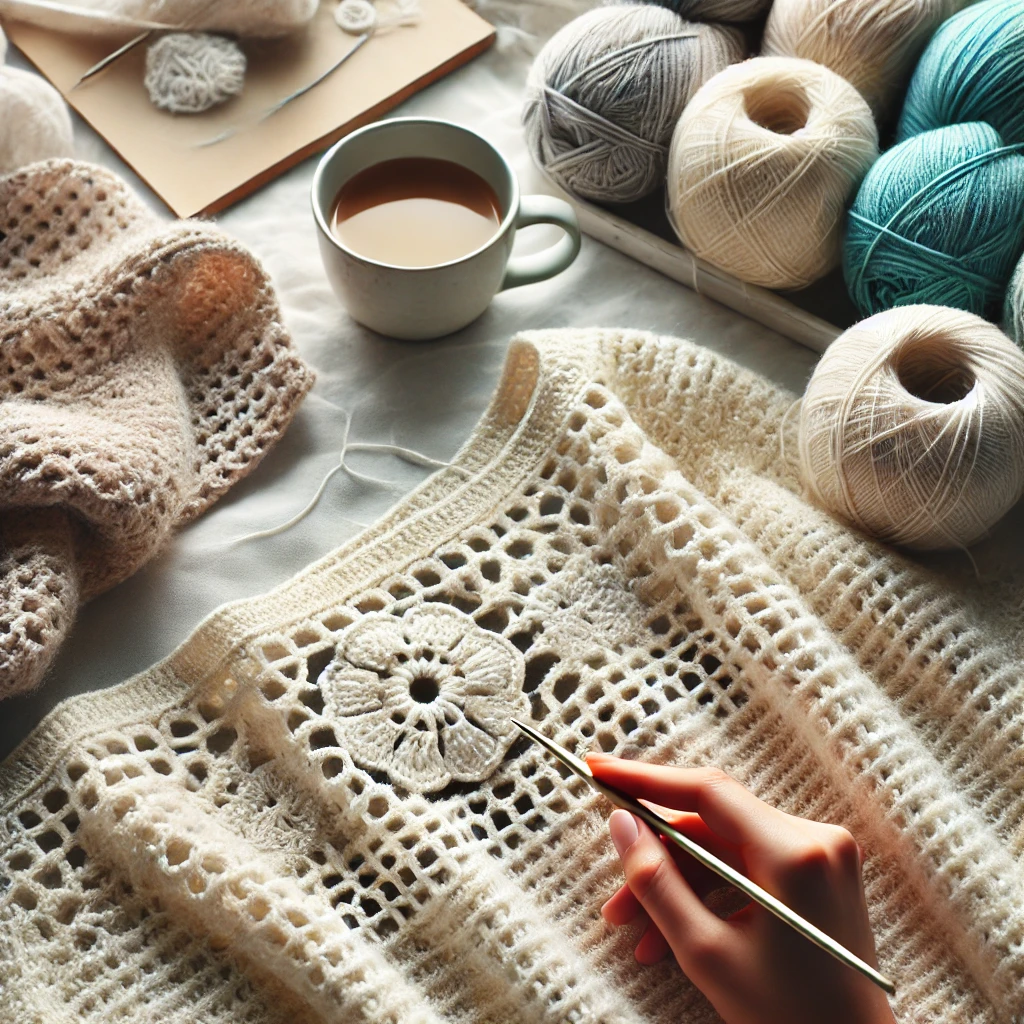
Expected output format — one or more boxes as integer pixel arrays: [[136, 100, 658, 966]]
[[0, 159, 313, 698], [1, 330, 1022, 1023]]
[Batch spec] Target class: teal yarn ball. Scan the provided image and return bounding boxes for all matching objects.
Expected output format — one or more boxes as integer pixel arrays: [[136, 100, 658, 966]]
[[897, 0, 1024, 144], [843, 122, 1024, 318]]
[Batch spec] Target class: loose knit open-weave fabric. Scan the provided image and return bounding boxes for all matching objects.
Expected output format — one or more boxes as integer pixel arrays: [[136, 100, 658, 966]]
[[2, 330, 1023, 1023], [0, 159, 313, 699]]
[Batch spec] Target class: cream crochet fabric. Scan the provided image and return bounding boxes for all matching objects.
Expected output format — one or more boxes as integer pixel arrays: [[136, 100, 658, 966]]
[[0, 159, 313, 698], [1, 330, 1023, 1023]]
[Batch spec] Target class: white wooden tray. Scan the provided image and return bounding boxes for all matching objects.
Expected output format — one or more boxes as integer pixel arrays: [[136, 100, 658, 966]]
[[550, 182, 853, 355]]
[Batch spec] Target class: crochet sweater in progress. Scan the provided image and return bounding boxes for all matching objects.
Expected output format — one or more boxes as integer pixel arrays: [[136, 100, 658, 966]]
[[1, 331, 1021, 1023]]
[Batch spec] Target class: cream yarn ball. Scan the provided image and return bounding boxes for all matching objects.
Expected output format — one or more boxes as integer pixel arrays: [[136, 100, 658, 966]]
[[0, 67, 74, 175], [523, 4, 744, 203], [145, 32, 246, 114], [799, 305, 1024, 550], [667, 57, 877, 290], [762, 0, 971, 118]]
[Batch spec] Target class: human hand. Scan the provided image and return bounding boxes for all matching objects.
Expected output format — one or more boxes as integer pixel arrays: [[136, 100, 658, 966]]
[[590, 755, 897, 1024]]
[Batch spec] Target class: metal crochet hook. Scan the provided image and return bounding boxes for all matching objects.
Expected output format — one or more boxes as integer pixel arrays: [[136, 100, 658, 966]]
[[511, 718, 896, 996]]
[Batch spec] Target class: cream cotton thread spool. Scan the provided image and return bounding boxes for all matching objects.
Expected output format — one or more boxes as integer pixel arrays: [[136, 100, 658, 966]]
[[798, 304, 1024, 550], [667, 56, 878, 291], [762, 0, 973, 120], [522, 4, 744, 204]]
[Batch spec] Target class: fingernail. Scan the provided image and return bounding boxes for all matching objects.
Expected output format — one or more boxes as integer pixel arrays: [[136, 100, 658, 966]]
[[609, 809, 638, 858]]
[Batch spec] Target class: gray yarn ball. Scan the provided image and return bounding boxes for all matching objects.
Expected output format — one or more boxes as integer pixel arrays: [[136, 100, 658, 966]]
[[145, 32, 247, 115], [523, 4, 745, 204]]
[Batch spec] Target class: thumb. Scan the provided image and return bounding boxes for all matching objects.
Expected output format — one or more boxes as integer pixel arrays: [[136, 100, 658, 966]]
[[609, 810, 729, 981]]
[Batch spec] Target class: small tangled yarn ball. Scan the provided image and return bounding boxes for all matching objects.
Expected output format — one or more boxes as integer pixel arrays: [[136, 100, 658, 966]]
[[335, 0, 377, 33], [763, 0, 970, 119], [631, 0, 772, 23], [1005, 255, 1024, 349], [145, 32, 247, 115], [799, 304, 1024, 550], [523, 4, 744, 204], [667, 57, 878, 290], [0, 67, 74, 174], [898, 0, 1024, 145], [844, 122, 1024, 319]]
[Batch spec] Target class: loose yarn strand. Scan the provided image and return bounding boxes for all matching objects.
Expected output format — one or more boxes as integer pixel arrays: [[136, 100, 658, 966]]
[[227, 409, 469, 547]]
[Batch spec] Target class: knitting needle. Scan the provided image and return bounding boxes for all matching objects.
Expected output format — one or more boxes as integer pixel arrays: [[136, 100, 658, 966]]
[[195, 32, 371, 148], [511, 718, 897, 996], [71, 0, 226, 89], [72, 31, 151, 89]]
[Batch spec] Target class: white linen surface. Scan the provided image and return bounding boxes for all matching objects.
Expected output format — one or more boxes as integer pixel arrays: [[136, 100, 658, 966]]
[[0, 25, 818, 759]]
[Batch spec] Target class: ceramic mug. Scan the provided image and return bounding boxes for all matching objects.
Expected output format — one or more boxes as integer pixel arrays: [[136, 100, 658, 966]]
[[311, 117, 581, 340]]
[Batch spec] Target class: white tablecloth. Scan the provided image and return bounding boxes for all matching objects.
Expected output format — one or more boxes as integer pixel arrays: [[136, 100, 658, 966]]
[[0, 25, 818, 759]]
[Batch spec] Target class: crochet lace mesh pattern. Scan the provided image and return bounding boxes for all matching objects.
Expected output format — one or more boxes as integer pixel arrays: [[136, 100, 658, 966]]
[[0, 160, 313, 698], [2, 331, 1022, 1023]]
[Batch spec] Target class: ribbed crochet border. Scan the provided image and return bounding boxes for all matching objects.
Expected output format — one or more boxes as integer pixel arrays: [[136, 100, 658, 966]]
[[0, 330, 610, 806]]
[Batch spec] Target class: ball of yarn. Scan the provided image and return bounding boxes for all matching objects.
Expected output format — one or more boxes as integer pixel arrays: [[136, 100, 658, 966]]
[[898, 0, 1024, 145], [336, 0, 377, 33], [844, 122, 1024, 319], [144, 32, 246, 115], [523, 5, 744, 204], [763, 0, 970, 119], [632, 0, 772, 24], [1004, 254, 1024, 348], [666, 57, 877, 290], [799, 304, 1024, 550], [0, 67, 74, 175]]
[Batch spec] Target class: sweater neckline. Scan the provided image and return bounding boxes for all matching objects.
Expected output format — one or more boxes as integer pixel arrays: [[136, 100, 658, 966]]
[[0, 331, 605, 804]]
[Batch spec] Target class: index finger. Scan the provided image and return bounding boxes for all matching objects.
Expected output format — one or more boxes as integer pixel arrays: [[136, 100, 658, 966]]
[[587, 755, 782, 849]]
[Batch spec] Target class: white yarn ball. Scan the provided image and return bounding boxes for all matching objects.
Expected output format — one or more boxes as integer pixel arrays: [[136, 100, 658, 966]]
[[523, 4, 745, 203], [1005, 254, 1024, 349], [667, 56, 878, 290], [0, 67, 74, 175], [145, 32, 246, 115], [762, 0, 971, 119], [336, 0, 377, 32], [799, 304, 1024, 550]]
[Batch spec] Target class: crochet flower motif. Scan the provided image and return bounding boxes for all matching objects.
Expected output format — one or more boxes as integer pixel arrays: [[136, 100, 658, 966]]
[[322, 604, 526, 791]]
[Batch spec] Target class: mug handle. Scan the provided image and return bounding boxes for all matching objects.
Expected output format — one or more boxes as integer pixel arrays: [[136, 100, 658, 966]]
[[500, 195, 581, 291]]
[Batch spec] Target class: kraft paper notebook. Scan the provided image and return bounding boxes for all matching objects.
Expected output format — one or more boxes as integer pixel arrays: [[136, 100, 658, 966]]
[[4, 0, 496, 218]]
